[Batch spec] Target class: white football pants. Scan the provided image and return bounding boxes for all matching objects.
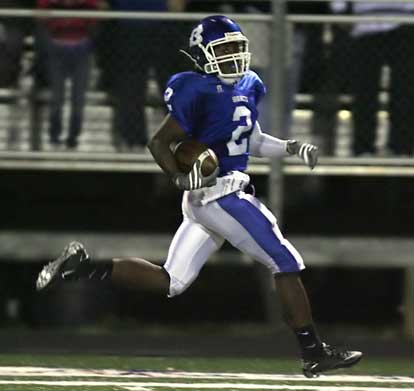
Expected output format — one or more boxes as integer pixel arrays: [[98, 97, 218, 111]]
[[164, 191, 305, 297]]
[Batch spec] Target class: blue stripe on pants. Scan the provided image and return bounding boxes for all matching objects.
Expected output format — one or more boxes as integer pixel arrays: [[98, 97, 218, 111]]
[[217, 193, 300, 273]]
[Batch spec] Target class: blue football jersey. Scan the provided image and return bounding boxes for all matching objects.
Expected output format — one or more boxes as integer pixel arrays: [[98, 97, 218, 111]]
[[164, 70, 266, 176]]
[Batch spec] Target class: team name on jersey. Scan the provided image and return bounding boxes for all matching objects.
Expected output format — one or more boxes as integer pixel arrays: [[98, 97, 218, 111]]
[[232, 96, 248, 103]]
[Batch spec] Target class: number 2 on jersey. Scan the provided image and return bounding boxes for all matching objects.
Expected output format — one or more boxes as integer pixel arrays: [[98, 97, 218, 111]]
[[227, 106, 252, 156]]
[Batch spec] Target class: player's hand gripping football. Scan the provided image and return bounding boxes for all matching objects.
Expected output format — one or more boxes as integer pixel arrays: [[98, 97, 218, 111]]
[[173, 151, 219, 191], [286, 140, 319, 170]]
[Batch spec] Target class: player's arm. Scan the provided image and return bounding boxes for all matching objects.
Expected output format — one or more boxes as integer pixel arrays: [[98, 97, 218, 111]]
[[249, 121, 288, 158], [148, 114, 218, 190], [249, 122, 318, 169], [148, 113, 185, 178]]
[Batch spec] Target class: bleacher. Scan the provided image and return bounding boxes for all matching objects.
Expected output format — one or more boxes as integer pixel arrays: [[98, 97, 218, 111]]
[[0, 82, 390, 156]]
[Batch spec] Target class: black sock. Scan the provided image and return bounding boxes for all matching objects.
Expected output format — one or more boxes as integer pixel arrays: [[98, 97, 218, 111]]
[[293, 324, 323, 359], [79, 260, 113, 281]]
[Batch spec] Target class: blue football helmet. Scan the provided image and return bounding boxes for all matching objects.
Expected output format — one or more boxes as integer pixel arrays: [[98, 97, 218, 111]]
[[184, 15, 251, 80]]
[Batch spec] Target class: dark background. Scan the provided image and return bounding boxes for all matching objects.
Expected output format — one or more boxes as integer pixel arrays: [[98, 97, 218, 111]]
[[0, 170, 407, 330]]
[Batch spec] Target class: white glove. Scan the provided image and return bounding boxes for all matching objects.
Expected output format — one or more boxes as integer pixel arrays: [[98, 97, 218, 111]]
[[173, 152, 219, 191], [286, 140, 319, 170]]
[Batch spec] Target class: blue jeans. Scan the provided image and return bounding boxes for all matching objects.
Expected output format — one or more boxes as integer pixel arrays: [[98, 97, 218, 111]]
[[46, 38, 92, 144]]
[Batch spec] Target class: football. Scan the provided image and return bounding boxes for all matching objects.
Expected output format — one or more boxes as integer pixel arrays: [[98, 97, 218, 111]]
[[173, 140, 219, 176]]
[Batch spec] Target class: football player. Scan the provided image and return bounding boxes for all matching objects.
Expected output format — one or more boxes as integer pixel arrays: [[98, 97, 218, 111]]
[[36, 15, 362, 377]]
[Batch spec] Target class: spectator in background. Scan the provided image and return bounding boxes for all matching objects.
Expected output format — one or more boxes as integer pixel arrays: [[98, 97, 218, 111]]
[[36, 0, 99, 149], [0, 0, 32, 150], [305, 3, 354, 156], [285, 1, 328, 143], [333, 1, 414, 156], [0, 1, 25, 90], [104, 0, 188, 152]]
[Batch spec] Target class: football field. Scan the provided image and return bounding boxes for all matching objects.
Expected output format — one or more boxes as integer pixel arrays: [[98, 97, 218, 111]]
[[0, 354, 412, 391]]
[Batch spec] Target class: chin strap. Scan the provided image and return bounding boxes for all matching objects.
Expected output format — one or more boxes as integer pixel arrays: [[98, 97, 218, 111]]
[[179, 49, 203, 71]]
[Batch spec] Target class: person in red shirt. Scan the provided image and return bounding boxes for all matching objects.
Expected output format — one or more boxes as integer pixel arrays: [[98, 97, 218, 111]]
[[36, 0, 99, 149]]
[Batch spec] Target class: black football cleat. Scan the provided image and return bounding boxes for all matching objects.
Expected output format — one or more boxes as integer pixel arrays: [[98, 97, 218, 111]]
[[36, 241, 90, 291], [302, 343, 363, 378]]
